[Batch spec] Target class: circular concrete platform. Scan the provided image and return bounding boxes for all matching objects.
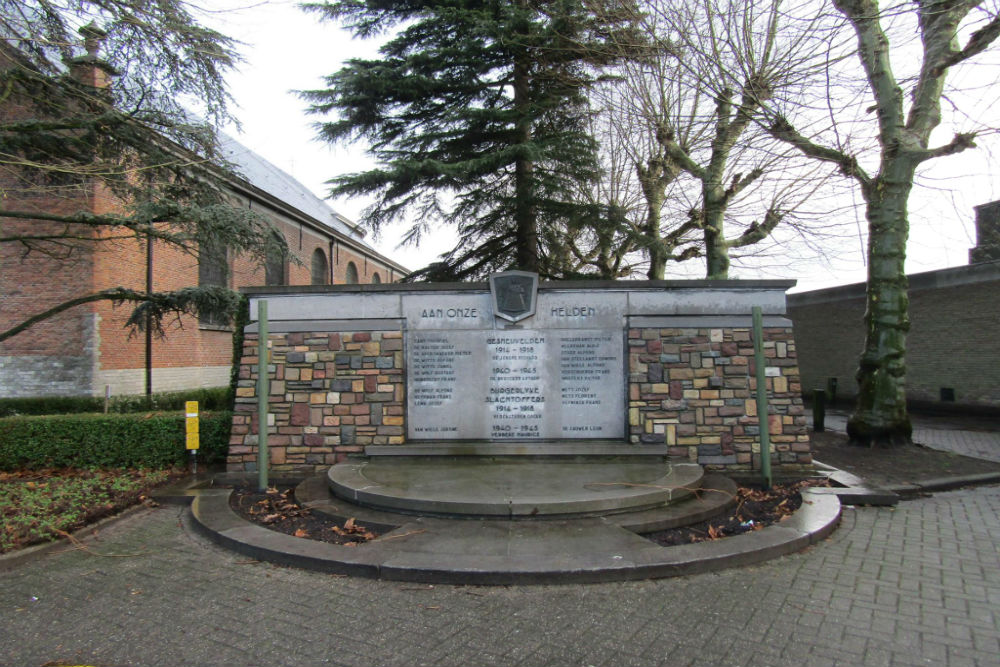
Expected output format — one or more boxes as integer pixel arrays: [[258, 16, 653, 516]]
[[327, 458, 704, 518], [181, 468, 841, 585]]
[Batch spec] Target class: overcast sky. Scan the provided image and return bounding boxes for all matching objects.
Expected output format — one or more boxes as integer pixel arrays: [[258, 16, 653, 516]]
[[206, 0, 1000, 291]]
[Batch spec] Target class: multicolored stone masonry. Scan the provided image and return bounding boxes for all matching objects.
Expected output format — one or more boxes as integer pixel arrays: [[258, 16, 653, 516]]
[[628, 326, 810, 470], [228, 280, 812, 474], [227, 330, 404, 472]]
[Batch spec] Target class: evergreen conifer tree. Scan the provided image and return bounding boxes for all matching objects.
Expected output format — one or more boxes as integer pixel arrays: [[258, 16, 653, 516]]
[[303, 0, 633, 279], [0, 0, 287, 342]]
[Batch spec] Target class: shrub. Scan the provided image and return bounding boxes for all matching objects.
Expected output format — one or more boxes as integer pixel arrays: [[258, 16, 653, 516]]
[[0, 387, 232, 417], [0, 396, 105, 417], [0, 411, 232, 470]]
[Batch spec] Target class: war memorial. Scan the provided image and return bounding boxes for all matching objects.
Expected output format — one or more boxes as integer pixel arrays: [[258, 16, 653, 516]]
[[228, 274, 810, 471], [210, 274, 836, 582]]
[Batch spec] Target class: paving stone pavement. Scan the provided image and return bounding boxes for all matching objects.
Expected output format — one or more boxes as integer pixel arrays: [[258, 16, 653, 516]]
[[817, 412, 1000, 462], [908, 423, 1000, 463], [2, 484, 999, 667]]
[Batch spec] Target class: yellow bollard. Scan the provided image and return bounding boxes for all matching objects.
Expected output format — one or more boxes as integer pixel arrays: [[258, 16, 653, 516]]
[[185, 400, 199, 474]]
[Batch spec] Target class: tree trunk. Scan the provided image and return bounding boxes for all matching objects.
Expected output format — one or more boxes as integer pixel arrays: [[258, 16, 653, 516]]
[[513, 149, 538, 272], [643, 184, 666, 280], [847, 162, 915, 446], [512, 7, 538, 273], [703, 192, 729, 279]]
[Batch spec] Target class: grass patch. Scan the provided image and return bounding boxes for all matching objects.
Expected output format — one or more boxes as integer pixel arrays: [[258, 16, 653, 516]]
[[0, 467, 177, 553]]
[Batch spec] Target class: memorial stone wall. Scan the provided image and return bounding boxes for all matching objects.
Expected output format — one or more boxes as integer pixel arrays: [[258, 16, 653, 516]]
[[227, 279, 811, 473]]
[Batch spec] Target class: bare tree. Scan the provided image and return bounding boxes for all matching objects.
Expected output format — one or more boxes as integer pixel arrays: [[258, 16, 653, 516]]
[[590, 47, 703, 279], [768, 0, 1000, 445], [549, 98, 653, 279], [594, 0, 835, 279]]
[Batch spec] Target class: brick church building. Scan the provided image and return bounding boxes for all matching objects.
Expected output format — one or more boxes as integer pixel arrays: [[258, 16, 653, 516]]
[[0, 45, 407, 399]]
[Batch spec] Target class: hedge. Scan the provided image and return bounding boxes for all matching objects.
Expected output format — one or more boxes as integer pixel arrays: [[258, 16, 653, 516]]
[[0, 387, 232, 418], [0, 411, 232, 470]]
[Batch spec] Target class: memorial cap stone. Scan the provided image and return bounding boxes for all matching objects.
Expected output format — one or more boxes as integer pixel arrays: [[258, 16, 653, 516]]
[[490, 270, 538, 323]]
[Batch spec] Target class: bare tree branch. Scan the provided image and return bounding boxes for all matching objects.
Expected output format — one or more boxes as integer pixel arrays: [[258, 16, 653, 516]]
[[768, 116, 872, 189], [721, 167, 764, 206], [931, 11, 1000, 76], [725, 207, 782, 249], [920, 130, 978, 161]]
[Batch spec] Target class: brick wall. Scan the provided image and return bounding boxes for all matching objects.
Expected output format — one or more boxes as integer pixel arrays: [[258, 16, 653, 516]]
[[0, 49, 98, 378], [334, 245, 374, 284], [1, 182, 402, 397], [788, 262, 1000, 409], [0, 207, 98, 362], [628, 326, 810, 471], [94, 365, 231, 396], [907, 281, 1000, 405], [0, 157, 99, 396], [228, 330, 405, 472], [91, 227, 235, 378], [785, 296, 864, 403]]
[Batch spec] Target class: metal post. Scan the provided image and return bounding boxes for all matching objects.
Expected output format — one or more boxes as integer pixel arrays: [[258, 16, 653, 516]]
[[145, 232, 153, 401], [257, 300, 269, 492], [752, 306, 772, 489], [813, 389, 826, 433]]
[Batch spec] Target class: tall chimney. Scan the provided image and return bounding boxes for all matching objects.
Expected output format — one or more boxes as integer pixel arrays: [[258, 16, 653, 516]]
[[69, 23, 117, 89], [970, 201, 1000, 264]]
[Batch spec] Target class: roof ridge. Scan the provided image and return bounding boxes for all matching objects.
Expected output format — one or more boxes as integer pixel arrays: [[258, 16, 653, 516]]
[[219, 132, 371, 248]]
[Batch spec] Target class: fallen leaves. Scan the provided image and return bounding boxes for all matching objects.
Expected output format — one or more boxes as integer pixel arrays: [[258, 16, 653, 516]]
[[648, 478, 829, 547], [249, 488, 310, 525], [233, 487, 378, 546], [330, 517, 376, 542]]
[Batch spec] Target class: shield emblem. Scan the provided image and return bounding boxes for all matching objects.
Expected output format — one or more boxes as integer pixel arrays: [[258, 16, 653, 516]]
[[490, 271, 538, 323]]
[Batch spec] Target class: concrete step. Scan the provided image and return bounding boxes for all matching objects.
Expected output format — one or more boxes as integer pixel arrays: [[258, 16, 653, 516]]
[[298, 472, 738, 535], [326, 457, 704, 518], [609, 474, 739, 533]]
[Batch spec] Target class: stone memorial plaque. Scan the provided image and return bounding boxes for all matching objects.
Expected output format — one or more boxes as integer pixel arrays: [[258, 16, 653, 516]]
[[407, 328, 624, 441], [402, 293, 493, 330]]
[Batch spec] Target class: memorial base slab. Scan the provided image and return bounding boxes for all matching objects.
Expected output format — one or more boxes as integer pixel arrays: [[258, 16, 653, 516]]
[[327, 456, 704, 518]]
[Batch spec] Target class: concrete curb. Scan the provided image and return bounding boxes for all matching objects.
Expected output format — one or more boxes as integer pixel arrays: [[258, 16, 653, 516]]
[[188, 487, 841, 585], [885, 472, 1000, 496], [814, 459, 1000, 502]]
